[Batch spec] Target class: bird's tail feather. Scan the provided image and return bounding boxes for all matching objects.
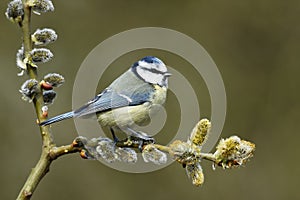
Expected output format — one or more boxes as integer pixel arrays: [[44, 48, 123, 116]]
[[39, 111, 74, 126]]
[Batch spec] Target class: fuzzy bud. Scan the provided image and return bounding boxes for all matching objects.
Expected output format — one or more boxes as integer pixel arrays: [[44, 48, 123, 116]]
[[78, 137, 139, 163], [27, 0, 54, 15], [142, 144, 167, 165], [72, 136, 88, 148], [213, 136, 255, 169], [16, 46, 26, 76], [41, 81, 53, 90], [5, 0, 24, 24], [169, 140, 200, 165], [186, 163, 204, 186], [43, 73, 65, 87], [80, 149, 92, 159], [43, 90, 56, 105], [95, 138, 118, 163], [189, 118, 211, 147], [19, 79, 39, 102], [29, 48, 53, 64], [115, 147, 137, 163], [73, 137, 109, 160], [32, 28, 57, 46], [41, 105, 48, 117]]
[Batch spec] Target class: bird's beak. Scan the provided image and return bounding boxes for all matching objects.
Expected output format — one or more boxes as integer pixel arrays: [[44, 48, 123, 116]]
[[164, 72, 172, 77]]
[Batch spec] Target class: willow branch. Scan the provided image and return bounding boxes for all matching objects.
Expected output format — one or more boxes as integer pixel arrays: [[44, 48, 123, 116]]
[[17, 1, 54, 199], [17, 141, 81, 200]]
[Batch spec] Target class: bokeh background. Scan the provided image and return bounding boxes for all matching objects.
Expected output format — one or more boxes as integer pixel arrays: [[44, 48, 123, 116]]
[[1, 0, 299, 199]]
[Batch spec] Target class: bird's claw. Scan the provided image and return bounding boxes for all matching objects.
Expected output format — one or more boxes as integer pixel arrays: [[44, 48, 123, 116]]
[[133, 135, 155, 152]]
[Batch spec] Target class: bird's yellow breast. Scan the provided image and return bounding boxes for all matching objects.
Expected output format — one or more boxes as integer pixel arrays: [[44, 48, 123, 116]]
[[97, 85, 167, 127], [97, 103, 150, 127], [152, 85, 167, 104]]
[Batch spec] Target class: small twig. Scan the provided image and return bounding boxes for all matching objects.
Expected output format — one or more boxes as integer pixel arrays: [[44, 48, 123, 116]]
[[117, 140, 216, 163], [153, 144, 173, 153], [199, 153, 216, 162], [49, 144, 82, 160]]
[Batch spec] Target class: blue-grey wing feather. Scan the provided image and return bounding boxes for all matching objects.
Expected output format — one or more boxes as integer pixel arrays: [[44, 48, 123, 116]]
[[74, 85, 154, 118]]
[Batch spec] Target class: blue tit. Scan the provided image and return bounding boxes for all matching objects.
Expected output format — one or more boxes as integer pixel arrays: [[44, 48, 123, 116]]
[[40, 56, 171, 143]]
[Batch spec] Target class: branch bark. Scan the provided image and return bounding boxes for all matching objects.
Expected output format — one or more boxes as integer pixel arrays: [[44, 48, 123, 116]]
[[17, 142, 81, 200], [16, 1, 80, 199]]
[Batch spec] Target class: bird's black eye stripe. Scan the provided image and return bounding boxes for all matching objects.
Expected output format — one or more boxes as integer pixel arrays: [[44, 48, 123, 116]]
[[140, 66, 165, 75]]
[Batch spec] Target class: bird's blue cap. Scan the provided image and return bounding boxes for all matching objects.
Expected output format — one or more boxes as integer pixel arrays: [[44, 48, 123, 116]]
[[132, 56, 165, 68], [140, 56, 164, 65]]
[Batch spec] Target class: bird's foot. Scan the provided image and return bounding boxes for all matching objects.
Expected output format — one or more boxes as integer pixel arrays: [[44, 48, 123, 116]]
[[129, 135, 155, 152], [127, 128, 155, 151], [110, 128, 120, 143], [115, 135, 155, 152], [114, 127, 156, 151]]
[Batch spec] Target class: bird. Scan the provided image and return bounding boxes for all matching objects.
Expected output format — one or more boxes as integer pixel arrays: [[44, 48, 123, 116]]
[[39, 56, 171, 145]]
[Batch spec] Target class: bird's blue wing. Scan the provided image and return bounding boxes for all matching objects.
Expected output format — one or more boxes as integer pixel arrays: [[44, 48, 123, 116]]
[[74, 85, 154, 118]]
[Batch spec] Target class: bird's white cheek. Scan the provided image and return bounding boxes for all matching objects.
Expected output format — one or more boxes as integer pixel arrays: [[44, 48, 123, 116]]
[[136, 68, 164, 84]]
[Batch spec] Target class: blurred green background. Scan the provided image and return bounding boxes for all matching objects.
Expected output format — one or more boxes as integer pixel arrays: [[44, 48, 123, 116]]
[[1, 0, 299, 199]]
